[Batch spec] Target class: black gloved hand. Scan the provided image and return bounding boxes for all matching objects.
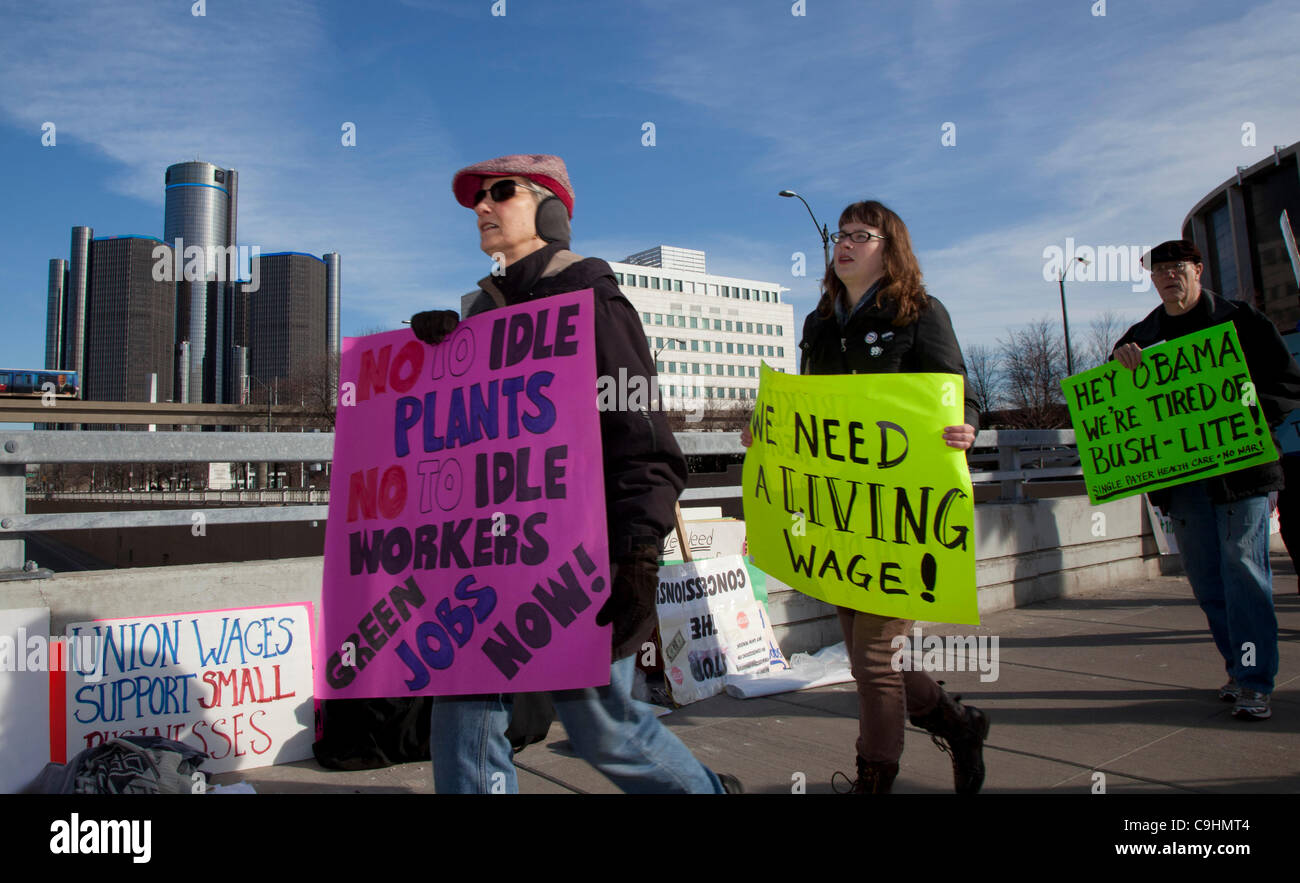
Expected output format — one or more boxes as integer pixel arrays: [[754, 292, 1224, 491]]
[[410, 309, 459, 345], [595, 554, 661, 660]]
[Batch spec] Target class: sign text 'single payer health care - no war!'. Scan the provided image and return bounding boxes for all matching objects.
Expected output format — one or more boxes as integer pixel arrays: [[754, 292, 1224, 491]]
[[1061, 322, 1278, 504], [317, 289, 611, 699], [741, 366, 979, 625]]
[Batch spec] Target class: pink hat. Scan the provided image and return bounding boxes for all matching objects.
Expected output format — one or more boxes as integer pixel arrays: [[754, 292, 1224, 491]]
[[451, 153, 574, 218]]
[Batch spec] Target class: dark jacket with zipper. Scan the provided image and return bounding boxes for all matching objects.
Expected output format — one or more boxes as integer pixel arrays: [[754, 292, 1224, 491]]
[[799, 292, 980, 430], [462, 243, 687, 561], [1112, 288, 1300, 505]]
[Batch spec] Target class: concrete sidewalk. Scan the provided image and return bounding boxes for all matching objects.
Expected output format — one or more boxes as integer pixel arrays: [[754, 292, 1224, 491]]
[[212, 557, 1300, 795]]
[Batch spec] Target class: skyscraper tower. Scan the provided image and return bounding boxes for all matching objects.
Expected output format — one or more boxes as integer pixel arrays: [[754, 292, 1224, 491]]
[[43, 159, 341, 425], [45, 258, 67, 371], [163, 161, 239, 403], [83, 236, 175, 406], [238, 252, 326, 397], [65, 226, 92, 381], [324, 251, 341, 393]]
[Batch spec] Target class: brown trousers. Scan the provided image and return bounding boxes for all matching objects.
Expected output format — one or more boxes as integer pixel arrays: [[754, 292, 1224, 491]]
[[837, 607, 942, 763]]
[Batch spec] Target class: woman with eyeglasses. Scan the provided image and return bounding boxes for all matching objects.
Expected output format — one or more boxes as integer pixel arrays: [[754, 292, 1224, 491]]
[[744, 200, 988, 793]]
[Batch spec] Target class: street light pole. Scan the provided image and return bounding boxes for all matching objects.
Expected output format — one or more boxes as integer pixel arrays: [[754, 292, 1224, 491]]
[[779, 190, 830, 271], [246, 374, 273, 432], [1058, 256, 1090, 377], [653, 337, 687, 411], [245, 374, 276, 490]]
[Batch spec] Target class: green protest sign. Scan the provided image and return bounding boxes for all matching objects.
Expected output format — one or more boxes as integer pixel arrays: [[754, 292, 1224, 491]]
[[1061, 321, 1277, 504], [741, 365, 978, 625]]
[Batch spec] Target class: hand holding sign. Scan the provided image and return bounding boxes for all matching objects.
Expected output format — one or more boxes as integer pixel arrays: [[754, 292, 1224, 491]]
[[942, 423, 976, 450], [1113, 342, 1143, 371]]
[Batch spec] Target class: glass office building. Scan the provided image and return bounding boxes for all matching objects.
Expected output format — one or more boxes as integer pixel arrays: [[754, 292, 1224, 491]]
[[235, 252, 328, 405], [83, 236, 176, 404], [42, 160, 341, 417]]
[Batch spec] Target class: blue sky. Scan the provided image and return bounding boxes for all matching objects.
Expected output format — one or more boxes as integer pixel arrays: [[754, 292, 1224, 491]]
[[2, 0, 1298, 370]]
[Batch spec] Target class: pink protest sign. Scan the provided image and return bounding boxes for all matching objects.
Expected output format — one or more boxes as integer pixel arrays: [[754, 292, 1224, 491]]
[[317, 289, 611, 698]]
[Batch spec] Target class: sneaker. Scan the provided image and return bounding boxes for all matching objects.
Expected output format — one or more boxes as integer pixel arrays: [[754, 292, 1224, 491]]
[[1217, 677, 1241, 702], [1232, 690, 1271, 721], [717, 773, 744, 794]]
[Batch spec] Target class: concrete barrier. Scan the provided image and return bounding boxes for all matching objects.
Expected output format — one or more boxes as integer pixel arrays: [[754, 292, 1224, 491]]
[[4, 495, 1180, 657]]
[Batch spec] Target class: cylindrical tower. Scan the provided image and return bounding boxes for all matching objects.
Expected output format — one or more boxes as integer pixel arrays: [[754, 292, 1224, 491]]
[[46, 258, 67, 370], [65, 226, 92, 383], [324, 252, 341, 393], [221, 169, 240, 404], [164, 161, 236, 402], [231, 344, 248, 405], [176, 340, 191, 406]]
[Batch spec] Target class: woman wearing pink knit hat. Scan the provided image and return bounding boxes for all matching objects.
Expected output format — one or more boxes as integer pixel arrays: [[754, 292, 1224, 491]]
[[410, 153, 741, 794]]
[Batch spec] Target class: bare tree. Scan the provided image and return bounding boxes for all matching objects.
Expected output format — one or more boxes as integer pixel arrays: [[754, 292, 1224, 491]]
[[278, 351, 340, 430], [964, 343, 1004, 417], [998, 317, 1069, 428], [1078, 310, 1129, 371]]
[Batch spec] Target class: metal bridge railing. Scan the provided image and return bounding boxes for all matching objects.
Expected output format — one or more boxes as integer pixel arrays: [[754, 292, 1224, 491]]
[[0, 428, 1080, 576]]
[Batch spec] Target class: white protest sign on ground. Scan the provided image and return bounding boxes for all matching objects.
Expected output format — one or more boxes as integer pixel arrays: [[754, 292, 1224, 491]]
[[724, 641, 854, 700], [660, 518, 748, 562], [658, 518, 791, 674], [1144, 496, 1179, 556], [679, 507, 723, 520], [63, 604, 315, 774], [655, 555, 788, 705], [0, 607, 52, 792]]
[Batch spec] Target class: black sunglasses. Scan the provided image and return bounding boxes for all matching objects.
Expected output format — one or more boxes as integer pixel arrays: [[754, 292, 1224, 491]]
[[473, 178, 541, 206]]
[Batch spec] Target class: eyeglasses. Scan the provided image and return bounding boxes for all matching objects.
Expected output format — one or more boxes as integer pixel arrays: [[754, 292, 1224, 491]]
[[473, 178, 546, 206], [1149, 261, 1192, 276], [830, 230, 887, 244]]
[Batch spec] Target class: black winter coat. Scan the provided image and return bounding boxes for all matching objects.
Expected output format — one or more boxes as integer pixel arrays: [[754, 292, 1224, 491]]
[[799, 293, 980, 430], [463, 249, 687, 560], [1113, 288, 1300, 504]]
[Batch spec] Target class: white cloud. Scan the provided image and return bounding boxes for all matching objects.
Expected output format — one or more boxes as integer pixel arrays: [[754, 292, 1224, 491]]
[[631, 0, 1300, 352], [0, 0, 473, 336], [2, 0, 1297, 365]]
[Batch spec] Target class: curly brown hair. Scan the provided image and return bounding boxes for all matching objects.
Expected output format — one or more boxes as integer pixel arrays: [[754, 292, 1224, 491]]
[[817, 200, 928, 327]]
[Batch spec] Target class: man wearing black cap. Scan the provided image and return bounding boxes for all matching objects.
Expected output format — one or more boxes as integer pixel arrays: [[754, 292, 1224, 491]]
[[1113, 240, 1300, 721], [409, 154, 738, 792]]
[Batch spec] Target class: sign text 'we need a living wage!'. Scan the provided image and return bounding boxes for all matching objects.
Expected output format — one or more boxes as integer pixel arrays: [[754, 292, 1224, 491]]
[[742, 366, 978, 625]]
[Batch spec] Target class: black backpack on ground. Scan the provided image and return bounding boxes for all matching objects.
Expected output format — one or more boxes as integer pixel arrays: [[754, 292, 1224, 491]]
[[313, 693, 555, 771]]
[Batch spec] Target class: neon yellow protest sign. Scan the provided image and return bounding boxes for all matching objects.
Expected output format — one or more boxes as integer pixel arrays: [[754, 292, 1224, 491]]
[[742, 366, 979, 625], [1061, 322, 1277, 504]]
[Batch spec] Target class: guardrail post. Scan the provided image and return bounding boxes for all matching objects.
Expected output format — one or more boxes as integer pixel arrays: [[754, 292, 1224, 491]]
[[998, 441, 1021, 502], [0, 457, 26, 572]]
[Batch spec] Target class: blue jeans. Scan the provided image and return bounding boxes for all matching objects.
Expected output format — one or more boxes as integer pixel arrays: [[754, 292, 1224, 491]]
[[428, 656, 725, 793], [1165, 483, 1278, 693]]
